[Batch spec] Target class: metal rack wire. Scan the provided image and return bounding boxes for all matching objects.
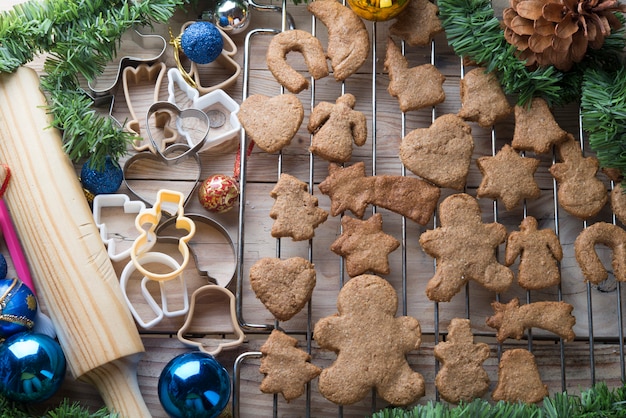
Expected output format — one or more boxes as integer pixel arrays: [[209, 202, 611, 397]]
[[232, 1, 626, 416]]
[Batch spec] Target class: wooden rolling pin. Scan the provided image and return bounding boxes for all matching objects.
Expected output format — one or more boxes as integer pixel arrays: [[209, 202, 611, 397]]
[[0, 67, 151, 417]]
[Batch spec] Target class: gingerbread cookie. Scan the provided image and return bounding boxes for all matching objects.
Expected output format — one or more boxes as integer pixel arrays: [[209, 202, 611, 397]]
[[331, 213, 400, 277], [549, 134, 607, 219], [505, 216, 562, 290], [512, 97, 568, 154], [399, 114, 474, 190], [308, 93, 367, 162], [238, 93, 304, 153], [318, 162, 440, 225], [307, 0, 369, 81], [249, 257, 316, 321], [259, 329, 322, 401], [266, 29, 329, 93], [457, 67, 512, 128], [476, 144, 541, 211], [419, 193, 513, 302], [611, 184, 626, 225], [389, 0, 443, 46], [314, 274, 425, 405], [269, 173, 328, 241], [486, 298, 576, 342], [574, 221, 626, 284], [492, 349, 548, 404], [433, 318, 490, 403], [385, 37, 446, 113]]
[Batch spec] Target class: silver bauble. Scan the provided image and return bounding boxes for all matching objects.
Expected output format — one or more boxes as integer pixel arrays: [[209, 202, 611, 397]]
[[204, 0, 250, 34]]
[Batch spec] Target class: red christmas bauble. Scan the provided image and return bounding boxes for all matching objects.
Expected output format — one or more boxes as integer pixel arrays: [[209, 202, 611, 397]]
[[198, 174, 239, 213]]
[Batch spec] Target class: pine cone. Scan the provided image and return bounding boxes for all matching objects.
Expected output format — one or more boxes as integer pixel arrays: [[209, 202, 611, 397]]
[[503, 0, 626, 71]]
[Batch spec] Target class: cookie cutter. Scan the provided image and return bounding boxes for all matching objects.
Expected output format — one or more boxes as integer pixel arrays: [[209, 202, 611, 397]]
[[173, 21, 241, 95], [145, 101, 210, 163], [122, 62, 179, 153], [92, 194, 147, 262], [123, 144, 202, 209], [156, 213, 237, 288], [177, 284, 245, 356], [120, 251, 189, 329], [130, 189, 196, 282], [89, 27, 167, 95], [167, 67, 242, 151]]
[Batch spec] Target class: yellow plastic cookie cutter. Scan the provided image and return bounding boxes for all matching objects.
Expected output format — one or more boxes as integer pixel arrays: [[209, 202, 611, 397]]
[[130, 189, 196, 282]]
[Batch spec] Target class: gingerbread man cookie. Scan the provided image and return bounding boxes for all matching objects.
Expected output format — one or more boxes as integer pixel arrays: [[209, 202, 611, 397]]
[[314, 274, 425, 405], [419, 193, 513, 302], [308, 93, 367, 162]]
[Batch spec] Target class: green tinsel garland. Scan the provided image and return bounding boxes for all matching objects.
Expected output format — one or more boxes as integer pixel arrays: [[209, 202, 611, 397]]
[[0, 0, 186, 170]]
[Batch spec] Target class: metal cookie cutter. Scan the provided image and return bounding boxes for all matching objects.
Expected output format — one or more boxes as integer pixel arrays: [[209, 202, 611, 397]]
[[145, 101, 210, 163], [130, 189, 196, 282], [88, 27, 167, 95], [156, 213, 237, 288], [92, 194, 147, 262], [177, 284, 245, 356], [167, 68, 241, 152], [120, 251, 189, 329]]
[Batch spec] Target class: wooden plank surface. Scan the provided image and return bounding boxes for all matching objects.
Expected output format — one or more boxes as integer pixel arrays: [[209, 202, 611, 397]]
[[1, 1, 625, 417]]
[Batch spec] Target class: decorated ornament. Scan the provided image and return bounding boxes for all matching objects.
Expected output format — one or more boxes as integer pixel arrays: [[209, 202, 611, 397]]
[[502, 0, 626, 71], [158, 351, 231, 418], [347, 0, 410, 21], [203, 0, 251, 34], [0, 332, 66, 403], [80, 156, 123, 196], [198, 174, 239, 213], [181, 21, 224, 65], [0, 254, 7, 279], [0, 277, 37, 339]]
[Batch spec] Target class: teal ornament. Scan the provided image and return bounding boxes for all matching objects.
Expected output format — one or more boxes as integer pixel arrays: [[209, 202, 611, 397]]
[[158, 352, 231, 418], [0, 332, 66, 403], [181, 21, 224, 65], [0, 278, 37, 339], [0, 254, 7, 279], [80, 156, 123, 196]]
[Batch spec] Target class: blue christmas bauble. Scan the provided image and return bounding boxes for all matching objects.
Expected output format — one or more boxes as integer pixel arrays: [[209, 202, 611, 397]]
[[0, 332, 66, 403], [158, 352, 231, 418], [181, 21, 224, 65], [0, 278, 37, 339], [80, 156, 123, 196], [0, 254, 7, 279]]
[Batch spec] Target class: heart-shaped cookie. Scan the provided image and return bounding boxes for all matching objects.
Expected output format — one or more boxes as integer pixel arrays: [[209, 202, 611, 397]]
[[249, 257, 316, 322], [399, 114, 474, 190], [237, 93, 304, 153], [123, 144, 201, 211]]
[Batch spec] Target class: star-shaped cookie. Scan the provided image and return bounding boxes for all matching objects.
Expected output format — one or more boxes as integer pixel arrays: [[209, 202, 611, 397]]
[[389, 0, 444, 46], [331, 213, 400, 277], [512, 97, 567, 154], [476, 144, 541, 210], [259, 329, 322, 401], [318, 162, 374, 217]]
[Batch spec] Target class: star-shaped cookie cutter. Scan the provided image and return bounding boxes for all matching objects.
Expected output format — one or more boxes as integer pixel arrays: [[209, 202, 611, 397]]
[[88, 27, 167, 96], [130, 189, 196, 282]]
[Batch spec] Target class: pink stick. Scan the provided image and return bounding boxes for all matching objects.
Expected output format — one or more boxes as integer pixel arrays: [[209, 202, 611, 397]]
[[0, 198, 36, 294]]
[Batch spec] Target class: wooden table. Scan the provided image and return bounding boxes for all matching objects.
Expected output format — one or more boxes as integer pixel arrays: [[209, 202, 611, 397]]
[[2, 1, 625, 417]]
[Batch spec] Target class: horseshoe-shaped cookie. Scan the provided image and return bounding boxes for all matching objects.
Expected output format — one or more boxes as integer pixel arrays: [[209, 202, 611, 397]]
[[266, 29, 329, 93], [574, 222, 626, 284]]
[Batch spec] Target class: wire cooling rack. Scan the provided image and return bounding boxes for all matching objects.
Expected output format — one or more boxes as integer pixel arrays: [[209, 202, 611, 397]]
[[231, 1, 626, 416]]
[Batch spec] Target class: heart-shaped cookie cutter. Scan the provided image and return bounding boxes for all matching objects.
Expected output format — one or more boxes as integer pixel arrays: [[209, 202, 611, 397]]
[[92, 194, 147, 262], [167, 68, 242, 151], [156, 213, 237, 288], [177, 284, 245, 356], [120, 251, 190, 329], [173, 21, 241, 95], [88, 27, 167, 95], [130, 189, 196, 282]]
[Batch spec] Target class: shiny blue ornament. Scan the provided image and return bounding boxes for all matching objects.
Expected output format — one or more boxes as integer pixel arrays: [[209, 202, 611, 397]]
[[181, 21, 224, 65], [158, 352, 231, 418], [80, 156, 123, 196], [0, 332, 66, 403], [0, 278, 37, 339], [0, 254, 7, 279]]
